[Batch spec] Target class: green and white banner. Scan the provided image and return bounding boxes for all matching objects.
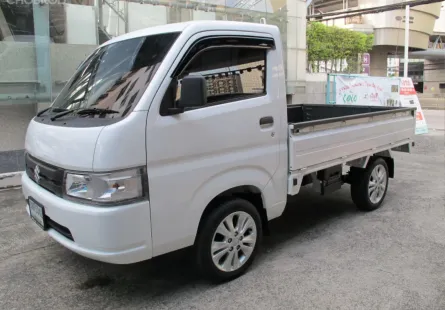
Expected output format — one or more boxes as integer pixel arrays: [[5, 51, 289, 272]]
[[331, 74, 428, 135]]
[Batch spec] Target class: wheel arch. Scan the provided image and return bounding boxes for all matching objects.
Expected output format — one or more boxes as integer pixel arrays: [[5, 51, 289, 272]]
[[187, 166, 277, 244], [372, 151, 394, 178], [349, 152, 394, 179], [195, 185, 269, 245]]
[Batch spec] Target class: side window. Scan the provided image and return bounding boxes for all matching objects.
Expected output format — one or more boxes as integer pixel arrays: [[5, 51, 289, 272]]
[[160, 45, 267, 115], [182, 47, 266, 102]]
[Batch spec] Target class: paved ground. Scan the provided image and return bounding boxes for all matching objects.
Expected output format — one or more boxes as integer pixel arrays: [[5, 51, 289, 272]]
[[1, 114, 444, 310], [423, 109, 445, 131], [420, 97, 445, 110]]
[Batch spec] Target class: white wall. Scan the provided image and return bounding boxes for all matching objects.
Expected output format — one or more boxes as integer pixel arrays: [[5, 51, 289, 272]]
[[102, 3, 126, 37], [65, 4, 97, 45], [193, 11, 216, 20], [434, 2, 445, 33], [128, 3, 168, 31]]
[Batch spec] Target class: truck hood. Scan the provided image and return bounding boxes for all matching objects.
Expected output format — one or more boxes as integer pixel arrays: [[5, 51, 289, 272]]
[[24, 111, 148, 172], [25, 119, 103, 171]]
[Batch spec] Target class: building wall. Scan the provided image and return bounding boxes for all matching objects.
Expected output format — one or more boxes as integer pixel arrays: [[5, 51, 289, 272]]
[[305, 73, 328, 104], [286, 0, 307, 104], [65, 4, 97, 45], [313, 0, 444, 93], [433, 2, 445, 33], [359, 0, 442, 50], [424, 59, 445, 95], [318, 0, 442, 50], [0, 0, 307, 175], [0, 103, 34, 174]]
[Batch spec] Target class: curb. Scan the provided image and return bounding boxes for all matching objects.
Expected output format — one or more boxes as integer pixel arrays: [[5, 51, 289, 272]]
[[0, 171, 23, 189]]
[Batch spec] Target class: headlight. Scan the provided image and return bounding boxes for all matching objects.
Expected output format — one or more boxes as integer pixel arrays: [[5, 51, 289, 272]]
[[65, 168, 146, 204]]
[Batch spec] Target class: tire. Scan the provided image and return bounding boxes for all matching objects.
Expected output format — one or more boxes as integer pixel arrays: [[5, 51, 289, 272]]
[[351, 157, 389, 212], [195, 198, 262, 283]]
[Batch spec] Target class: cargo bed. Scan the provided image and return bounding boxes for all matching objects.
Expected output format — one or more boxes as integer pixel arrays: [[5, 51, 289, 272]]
[[287, 104, 416, 195]]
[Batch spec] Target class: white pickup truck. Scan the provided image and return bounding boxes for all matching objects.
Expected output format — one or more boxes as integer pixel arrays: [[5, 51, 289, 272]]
[[22, 21, 416, 282]]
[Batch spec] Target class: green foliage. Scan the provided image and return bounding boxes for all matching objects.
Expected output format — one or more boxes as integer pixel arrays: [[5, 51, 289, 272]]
[[307, 22, 374, 73]]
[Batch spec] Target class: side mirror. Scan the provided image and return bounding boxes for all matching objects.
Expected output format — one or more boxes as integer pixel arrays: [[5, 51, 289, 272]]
[[177, 75, 207, 109]]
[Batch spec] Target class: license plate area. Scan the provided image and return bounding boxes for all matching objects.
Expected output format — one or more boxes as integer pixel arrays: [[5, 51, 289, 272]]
[[28, 197, 47, 230]]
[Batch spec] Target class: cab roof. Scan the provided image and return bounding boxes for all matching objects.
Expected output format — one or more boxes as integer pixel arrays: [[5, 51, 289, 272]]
[[100, 20, 279, 48]]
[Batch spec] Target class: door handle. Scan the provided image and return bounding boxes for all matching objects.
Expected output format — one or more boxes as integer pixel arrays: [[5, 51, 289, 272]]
[[259, 116, 274, 127]]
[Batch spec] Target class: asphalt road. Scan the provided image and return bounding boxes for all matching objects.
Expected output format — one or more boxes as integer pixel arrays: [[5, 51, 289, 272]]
[[1, 115, 444, 310]]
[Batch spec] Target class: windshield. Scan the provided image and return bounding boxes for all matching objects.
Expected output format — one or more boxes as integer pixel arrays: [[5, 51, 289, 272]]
[[50, 32, 180, 118]]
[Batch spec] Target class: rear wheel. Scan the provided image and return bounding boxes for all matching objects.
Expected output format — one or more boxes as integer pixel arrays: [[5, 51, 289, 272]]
[[195, 198, 262, 283], [351, 158, 389, 211]]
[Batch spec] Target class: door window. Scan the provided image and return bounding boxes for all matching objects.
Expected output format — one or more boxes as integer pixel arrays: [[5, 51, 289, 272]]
[[160, 43, 267, 115]]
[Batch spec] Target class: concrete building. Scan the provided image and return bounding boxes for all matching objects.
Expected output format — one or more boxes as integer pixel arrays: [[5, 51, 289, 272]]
[[309, 0, 445, 107], [0, 0, 443, 178]]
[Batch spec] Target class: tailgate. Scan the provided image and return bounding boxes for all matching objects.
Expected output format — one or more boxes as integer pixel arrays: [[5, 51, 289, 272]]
[[288, 108, 415, 172]]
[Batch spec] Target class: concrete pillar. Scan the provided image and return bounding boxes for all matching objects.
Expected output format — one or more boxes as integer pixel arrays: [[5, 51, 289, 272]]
[[369, 46, 390, 77], [32, 2, 52, 101], [286, 0, 307, 104]]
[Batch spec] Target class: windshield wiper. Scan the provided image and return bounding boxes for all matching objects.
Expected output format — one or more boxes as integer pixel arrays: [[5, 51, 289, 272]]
[[37, 107, 68, 117], [50, 108, 119, 121], [76, 108, 119, 116], [50, 109, 75, 121]]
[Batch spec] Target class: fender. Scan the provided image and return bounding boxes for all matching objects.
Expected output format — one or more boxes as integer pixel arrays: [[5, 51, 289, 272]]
[[188, 166, 278, 241]]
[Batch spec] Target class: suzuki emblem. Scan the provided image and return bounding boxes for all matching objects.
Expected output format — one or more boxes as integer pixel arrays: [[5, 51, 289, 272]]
[[34, 165, 41, 183]]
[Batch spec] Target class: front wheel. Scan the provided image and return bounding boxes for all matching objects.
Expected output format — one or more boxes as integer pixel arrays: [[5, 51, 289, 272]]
[[351, 158, 389, 211], [195, 198, 262, 283]]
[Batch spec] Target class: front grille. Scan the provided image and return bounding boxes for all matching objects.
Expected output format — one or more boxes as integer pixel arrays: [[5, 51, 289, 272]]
[[47, 217, 74, 241], [25, 153, 64, 197]]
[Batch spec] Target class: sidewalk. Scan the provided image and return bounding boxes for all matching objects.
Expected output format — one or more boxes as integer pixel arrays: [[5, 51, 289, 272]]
[[420, 97, 445, 110], [423, 109, 445, 131], [0, 172, 22, 189]]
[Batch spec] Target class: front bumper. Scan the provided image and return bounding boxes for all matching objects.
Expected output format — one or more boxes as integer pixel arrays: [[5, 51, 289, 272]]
[[22, 173, 152, 264]]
